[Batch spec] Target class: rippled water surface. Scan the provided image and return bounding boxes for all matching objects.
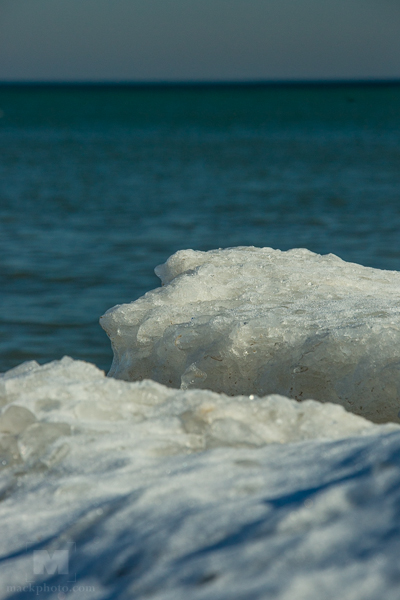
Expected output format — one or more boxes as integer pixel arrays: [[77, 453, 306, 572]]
[[1, 83, 400, 371]]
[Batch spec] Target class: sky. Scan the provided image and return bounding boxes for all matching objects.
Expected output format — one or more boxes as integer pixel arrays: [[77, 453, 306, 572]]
[[0, 0, 399, 82]]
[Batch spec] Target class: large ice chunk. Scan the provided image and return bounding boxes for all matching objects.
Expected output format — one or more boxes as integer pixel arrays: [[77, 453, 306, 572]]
[[100, 247, 400, 423]]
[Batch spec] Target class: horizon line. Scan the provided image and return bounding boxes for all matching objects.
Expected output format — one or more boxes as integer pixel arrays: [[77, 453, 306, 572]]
[[0, 77, 400, 89]]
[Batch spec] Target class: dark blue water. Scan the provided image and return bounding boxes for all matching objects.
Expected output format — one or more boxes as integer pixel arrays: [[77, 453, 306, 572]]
[[1, 83, 400, 372]]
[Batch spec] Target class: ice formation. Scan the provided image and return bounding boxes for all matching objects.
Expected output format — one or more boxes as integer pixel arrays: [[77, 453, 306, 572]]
[[0, 357, 400, 599], [2, 248, 400, 598], [101, 247, 400, 424], [0, 357, 387, 469]]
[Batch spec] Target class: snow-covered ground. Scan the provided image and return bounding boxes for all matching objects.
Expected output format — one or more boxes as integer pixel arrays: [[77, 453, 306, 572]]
[[1, 248, 400, 599]]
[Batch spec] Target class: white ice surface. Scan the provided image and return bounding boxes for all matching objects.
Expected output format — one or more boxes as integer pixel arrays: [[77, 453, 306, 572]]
[[0, 357, 400, 599], [3, 247, 400, 599], [101, 247, 400, 423]]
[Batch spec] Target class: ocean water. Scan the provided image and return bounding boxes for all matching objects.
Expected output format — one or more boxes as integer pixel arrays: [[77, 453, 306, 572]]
[[1, 83, 400, 373]]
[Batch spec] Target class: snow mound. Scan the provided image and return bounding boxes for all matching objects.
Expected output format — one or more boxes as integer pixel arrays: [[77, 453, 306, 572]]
[[1, 357, 386, 475], [1, 358, 400, 599]]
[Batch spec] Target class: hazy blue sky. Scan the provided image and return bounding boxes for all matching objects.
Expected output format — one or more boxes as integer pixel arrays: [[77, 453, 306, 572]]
[[0, 0, 399, 82]]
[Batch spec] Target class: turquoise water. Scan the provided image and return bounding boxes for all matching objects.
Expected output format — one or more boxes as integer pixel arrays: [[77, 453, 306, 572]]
[[1, 83, 400, 372]]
